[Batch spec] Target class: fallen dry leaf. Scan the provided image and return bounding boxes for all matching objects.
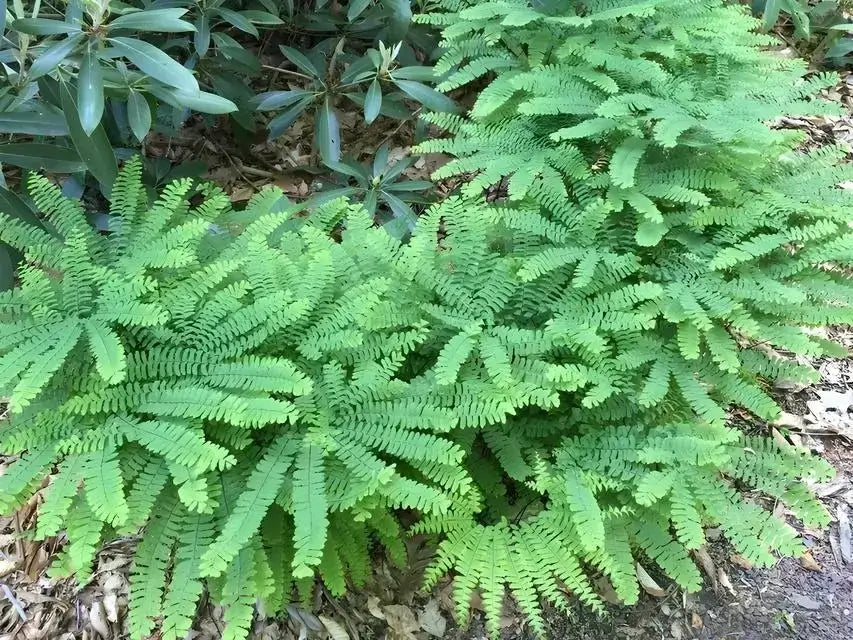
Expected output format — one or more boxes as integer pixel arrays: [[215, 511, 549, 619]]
[[88, 601, 110, 639], [229, 186, 254, 203], [0, 584, 25, 622], [771, 427, 790, 450], [102, 592, 119, 624], [691, 612, 703, 629], [367, 595, 385, 620], [806, 389, 853, 438], [693, 547, 717, 589], [800, 551, 822, 571], [635, 563, 666, 597], [717, 569, 736, 596], [670, 620, 684, 640], [382, 604, 419, 640], [318, 615, 349, 640], [0, 558, 17, 578], [830, 532, 844, 567], [418, 599, 447, 638], [816, 474, 849, 498]]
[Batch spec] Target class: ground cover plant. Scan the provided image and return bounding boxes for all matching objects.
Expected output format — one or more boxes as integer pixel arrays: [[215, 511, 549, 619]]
[[2, 0, 853, 639]]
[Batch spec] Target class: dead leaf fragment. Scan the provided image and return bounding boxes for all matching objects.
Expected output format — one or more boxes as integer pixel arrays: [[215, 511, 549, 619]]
[[693, 547, 717, 589], [103, 592, 120, 624], [670, 620, 684, 640], [318, 615, 350, 640], [718, 568, 736, 596], [635, 563, 666, 597], [418, 599, 447, 638], [382, 604, 419, 640], [0, 558, 17, 578], [800, 551, 822, 571], [691, 612, 703, 629], [806, 389, 853, 438], [816, 474, 850, 498], [830, 532, 844, 567], [771, 427, 790, 450], [0, 584, 25, 621], [367, 596, 385, 620], [88, 601, 110, 639]]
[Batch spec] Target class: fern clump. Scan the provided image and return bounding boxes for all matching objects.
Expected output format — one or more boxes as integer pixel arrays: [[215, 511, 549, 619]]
[[1, 0, 851, 637], [410, 0, 848, 634], [0, 160, 461, 639]]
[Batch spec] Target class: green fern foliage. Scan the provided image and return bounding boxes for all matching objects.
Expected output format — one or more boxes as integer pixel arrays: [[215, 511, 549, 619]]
[[411, 0, 845, 633], [0, 158, 470, 638], [1, 0, 851, 636]]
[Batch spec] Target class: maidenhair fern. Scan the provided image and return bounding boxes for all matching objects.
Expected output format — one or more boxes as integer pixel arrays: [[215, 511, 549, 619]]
[[1, 0, 851, 637], [0, 159, 465, 638], [411, 0, 846, 633]]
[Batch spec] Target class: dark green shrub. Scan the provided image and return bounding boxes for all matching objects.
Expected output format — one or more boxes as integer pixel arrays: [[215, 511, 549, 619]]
[[0, 0, 446, 285], [0, 1, 443, 168], [1, 1, 852, 639]]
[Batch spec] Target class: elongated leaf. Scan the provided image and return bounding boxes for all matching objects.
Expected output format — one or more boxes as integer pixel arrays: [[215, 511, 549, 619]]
[[12, 18, 81, 35], [109, 8, 195, 33], [382, 190, 418, 232], [385, 179, 432, 192], [315, 97, 341, 163], [240, 10, 284, 25], [59, 79, 117, 192], [0, 111, 68, 136], [279, 45, 320, 77], [393, 79, 458, 113], [194, 12, 211, 56], [215, 8, 259, 36], [253, 89, 314, 111], [267, 96, 313, 140], [0, 185, 44, 287], [324, 159, 368, 181], [0, 186, 41, 228], [127, 91, 152, 141], [0, 143, 85, 172], [109, 37, 198, 92], [28, 34, 84, 80], [364, 78, 382, 124], [390, 66, 436, 81], [348, 0, 373, 21], [78, 43, 104, 136], [385, 0, 413, 40], [170, 89, 238, 114]]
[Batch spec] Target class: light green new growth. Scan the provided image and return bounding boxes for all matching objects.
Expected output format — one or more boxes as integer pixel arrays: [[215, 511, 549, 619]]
[[0, 0, 850, 637]]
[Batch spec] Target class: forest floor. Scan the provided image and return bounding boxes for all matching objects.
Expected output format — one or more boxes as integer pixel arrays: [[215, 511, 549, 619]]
[[2, 56, 853, 640]]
